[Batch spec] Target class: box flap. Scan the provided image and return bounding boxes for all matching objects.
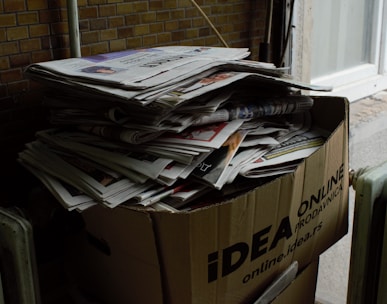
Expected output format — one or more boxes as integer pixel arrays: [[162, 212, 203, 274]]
[[77, 206, 164, 304], [149, 97, 349, 304]]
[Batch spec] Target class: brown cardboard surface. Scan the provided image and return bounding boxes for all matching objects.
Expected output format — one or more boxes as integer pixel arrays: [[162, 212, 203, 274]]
[[66, 207, 164, 304], [271, 259, 319, 304], [66, 96, 349, 304]]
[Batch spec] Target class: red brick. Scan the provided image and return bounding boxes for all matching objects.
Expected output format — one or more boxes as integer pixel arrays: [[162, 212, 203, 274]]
[[134, 24, 150, 36], [149, 0, 163, 10], [186, 28, 199, 39], [4, 0, 26, 12], [18, 12, 39, 25], [7, 27, 28, 41], [185, 7, 200, 18], [26, 0, 48, 10], [157, 32, 171, 44], [59, 34, 70, 48], [79, 20, 90, 31], [171, 9, 185, 19], [178, 0, 191, 8], [183, 38, 196, 45], [52, 48, 71, 60], [117, 27, 134, 39], [205, 35, 220, 45], [48, 0, 67, 9], [179, 20, 192, 29], [211, 5, 224, 14], [79, 6, 98, 19], [99, 4, 116, 17], [141, 12, 157, 23], [221, 23, 233, 32], [29, 24, 50, 37], [50, 22, 69, 35], [199, 27, 210, 37], [0, 42, 19, 56], [90, 18, 107, 30], [31, 50, 53, 63], [109, 16, 124, 28], [156, 11, 170, 21], [216, 15, 228, 24], [0, 29, 6, 42], [192, 17, 205, 27], [126, 37, 142, 49], [81, 45, 91, 56], [125, 14, 140, 25], [165, 20, 179, 31], [59, 8, 68, 21], [9, 54, 31, 67], [171, 30, 185, 41], [109, 39, 126, 52], [39, 10, 61, 23], [149, 23, 164, 33], [89, 0, 107, 4], [89, 42, 109, 55], [0, 68, 23, 83], [133, 1, 148, 12], [164, 0, 178, 9], [0, 57, 10, 70], [143, 34, 157, 46], [20, 38, 41, 52], [100, 28, 117, 41], [0, 0, 265, 101], [81, 31, 99, 44], [0, 14, 17, 26], [40, 36, 58, 50], [116, 3, 132, 14]]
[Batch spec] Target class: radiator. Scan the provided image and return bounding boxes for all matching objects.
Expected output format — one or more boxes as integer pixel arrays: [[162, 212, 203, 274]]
[[348, 161, 387, 304], [0, 207, 40, 304]]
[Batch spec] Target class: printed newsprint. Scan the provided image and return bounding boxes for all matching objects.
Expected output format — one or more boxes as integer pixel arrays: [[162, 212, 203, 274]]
[[18, 125, 328, 211], [25, 46, 330, 106], [192, 130, 248, 189], [19, 141, 156, 208], [239, 128, 328, 178], [36, 129, 173, 180], [25, 46, 251, 89], [19, 161, 97, 212], [18, 46, 335, 211], [154, 119, 245, 149]]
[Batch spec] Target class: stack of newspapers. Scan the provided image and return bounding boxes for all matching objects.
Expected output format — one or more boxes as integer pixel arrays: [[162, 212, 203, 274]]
[[19, 46, 331, 212]]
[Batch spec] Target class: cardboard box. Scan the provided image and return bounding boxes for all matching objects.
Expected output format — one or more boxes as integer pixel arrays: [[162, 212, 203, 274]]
[[271, 258, 319, 304], [65, 96, 349, 304]]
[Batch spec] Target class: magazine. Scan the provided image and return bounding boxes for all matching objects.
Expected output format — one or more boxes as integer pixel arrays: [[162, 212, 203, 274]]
[[192, 130, 248, 189]]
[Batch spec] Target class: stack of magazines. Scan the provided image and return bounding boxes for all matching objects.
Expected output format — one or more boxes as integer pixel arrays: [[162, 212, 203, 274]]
[[19, 46, 331, 212]]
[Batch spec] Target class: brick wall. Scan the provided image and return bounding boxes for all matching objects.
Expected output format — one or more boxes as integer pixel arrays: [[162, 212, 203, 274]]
[[0, 0, 267, 201]]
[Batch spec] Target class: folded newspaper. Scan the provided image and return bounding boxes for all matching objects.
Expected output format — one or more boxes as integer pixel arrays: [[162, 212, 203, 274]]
[[19, 46, 332, 212]]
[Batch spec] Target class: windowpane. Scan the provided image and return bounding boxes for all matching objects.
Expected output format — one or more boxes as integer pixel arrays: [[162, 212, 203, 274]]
[[311, 0, 374, 78]]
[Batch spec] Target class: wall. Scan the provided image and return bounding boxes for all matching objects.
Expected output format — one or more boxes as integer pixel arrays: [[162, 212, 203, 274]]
[[0, 0, 267, 203], [291, 0, 312, 84], [0, 2, 273, 302]]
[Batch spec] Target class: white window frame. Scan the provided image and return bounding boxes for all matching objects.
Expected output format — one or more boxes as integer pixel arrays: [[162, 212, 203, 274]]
[[291, 0, 387, 102]]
